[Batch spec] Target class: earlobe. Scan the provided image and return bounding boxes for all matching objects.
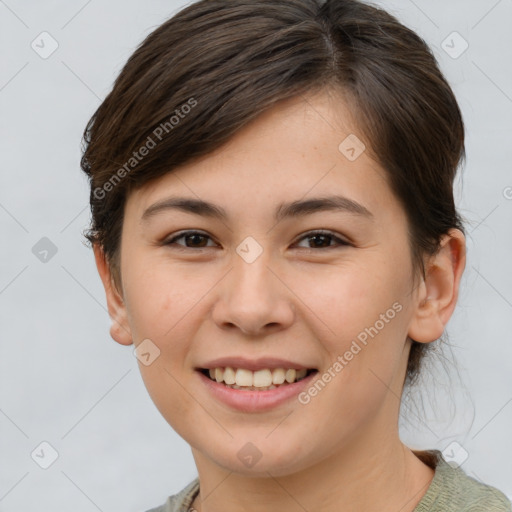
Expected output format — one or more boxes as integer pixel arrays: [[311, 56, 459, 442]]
[[407, 229, 466, 343], [93, 244, 133, 346]]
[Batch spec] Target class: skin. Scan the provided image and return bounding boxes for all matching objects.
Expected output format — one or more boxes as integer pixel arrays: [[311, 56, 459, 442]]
[[94, 89, 466, 512]]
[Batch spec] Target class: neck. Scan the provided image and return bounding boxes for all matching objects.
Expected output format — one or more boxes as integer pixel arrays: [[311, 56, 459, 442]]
[[190, 423, 434, 512]]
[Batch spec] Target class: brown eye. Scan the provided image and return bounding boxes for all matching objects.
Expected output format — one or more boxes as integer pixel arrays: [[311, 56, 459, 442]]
[[163, 229, 350, 251], [164, 231, 215, 248], [294, 230, 350, 250]]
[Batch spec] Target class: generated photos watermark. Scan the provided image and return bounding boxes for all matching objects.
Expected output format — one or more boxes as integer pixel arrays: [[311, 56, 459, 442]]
[[93, 97, 198, 200], [298, 301, 403, 405]]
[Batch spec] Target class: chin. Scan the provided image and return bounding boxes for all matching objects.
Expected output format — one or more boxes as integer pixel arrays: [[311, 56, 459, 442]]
[[196, 440, 315, 478]]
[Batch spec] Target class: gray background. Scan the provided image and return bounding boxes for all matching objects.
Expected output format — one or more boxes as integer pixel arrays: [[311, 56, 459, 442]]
[[1, 0, 511, 511]]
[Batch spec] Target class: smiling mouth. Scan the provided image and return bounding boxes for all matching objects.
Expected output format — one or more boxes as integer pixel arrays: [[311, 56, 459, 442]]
[[198, 367, 318, 391]]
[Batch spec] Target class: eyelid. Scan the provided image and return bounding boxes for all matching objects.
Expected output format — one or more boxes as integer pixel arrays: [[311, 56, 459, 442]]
[[163, 229, 351, 250], [295, 230, 350, 246], [163, 230, 216, 247]]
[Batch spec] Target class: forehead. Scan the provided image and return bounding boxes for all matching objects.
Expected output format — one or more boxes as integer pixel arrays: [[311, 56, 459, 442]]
[[125, 90, 400, 225]]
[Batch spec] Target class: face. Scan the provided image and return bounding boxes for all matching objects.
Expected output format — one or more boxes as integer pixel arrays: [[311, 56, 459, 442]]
[[107, 90, 429, 476]]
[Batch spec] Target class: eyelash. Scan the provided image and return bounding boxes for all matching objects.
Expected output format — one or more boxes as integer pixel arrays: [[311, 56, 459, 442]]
[[163, 230, 351, 251]]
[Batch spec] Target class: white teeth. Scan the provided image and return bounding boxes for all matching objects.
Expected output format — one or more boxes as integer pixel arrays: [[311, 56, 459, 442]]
[[272, 368, 286, 384], [253, 369, 272, 387], [224, 384, 277, 391], [285, 369, 296, 383], [235, 368, 253, 387], [223, 367, 236, 385], [205, 366, 312, 387], [296, 369, 307, 380]]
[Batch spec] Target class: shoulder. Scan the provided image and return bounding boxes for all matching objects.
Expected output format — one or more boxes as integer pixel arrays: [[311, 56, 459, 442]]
[[414, 450, 511, 512], [143, 477, 200, 512]]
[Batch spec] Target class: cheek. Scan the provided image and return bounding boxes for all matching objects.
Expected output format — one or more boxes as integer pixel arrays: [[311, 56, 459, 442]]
[[123, 259, 204, 343], [292, 257, 409, 341], [126, 268, 201, 420], [138, 362, 201, 446], [294, 258, 411, 394]]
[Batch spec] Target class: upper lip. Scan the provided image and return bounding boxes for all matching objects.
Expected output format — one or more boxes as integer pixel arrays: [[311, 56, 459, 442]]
[[197, 356, 316, 372]]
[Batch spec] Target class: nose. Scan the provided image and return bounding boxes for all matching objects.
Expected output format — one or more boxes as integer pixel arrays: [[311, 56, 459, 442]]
[[211, 249, 295, 336]]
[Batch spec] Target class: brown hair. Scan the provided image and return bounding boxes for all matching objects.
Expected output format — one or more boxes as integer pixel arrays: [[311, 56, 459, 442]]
[[80, 0, 466, 389]]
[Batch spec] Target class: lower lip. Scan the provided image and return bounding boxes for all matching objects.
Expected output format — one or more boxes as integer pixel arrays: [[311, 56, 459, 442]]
[[196, 370, 318, 412]]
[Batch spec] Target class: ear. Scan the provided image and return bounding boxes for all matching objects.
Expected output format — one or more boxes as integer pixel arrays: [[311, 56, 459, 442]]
[[407, 228, 466, 343], [93, 243, 133, 346]]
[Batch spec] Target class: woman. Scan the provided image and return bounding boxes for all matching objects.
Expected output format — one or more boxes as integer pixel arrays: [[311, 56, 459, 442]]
[[80, 0, 511, 510]]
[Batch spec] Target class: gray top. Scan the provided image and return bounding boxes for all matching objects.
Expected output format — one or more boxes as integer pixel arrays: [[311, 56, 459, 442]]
[[145, 450, 511, 512]]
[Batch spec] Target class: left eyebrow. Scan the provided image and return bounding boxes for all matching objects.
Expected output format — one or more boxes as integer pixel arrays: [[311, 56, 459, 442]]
[[140, 194, 374, 223], [275, 195, 374, 222]]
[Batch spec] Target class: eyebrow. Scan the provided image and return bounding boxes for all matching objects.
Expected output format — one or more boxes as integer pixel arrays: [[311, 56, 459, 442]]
[[141, 195, 374, 224]]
